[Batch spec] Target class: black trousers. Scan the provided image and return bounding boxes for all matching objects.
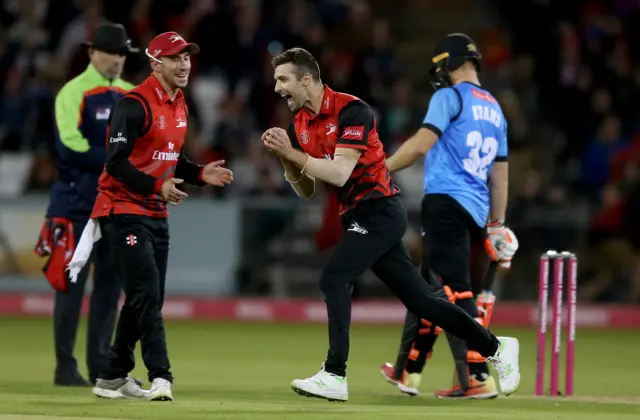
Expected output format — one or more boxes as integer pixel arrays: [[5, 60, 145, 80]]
[[421, 194, 485, 310], [321, 196, 499, 377], [99, 214, 173, 383], [400, 194, 491, 380], [54, 219, 120, 382]]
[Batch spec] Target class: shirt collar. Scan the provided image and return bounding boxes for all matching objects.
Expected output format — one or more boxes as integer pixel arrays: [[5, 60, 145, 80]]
[[148, 73, 184, 105], [83, 63, 115, 85], [319, 84, 334, 116], [306, 84, 334, 119]]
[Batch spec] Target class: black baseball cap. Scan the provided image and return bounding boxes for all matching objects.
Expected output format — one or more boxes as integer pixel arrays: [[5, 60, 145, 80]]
[[430, 33, 482, 74]]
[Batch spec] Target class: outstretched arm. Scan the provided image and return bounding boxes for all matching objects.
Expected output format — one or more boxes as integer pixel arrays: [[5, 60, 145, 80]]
[[386, 87, 461, 173], [174, 148, 206, 186], [386, 128, 438, 173]]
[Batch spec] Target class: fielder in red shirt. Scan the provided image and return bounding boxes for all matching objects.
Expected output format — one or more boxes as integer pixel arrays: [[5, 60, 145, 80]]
[[262, 47, 517, 402], [91, 32, 232, 402]]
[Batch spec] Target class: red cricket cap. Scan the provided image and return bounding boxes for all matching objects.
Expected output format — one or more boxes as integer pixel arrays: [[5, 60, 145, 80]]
[[145, 32, 200, 62]]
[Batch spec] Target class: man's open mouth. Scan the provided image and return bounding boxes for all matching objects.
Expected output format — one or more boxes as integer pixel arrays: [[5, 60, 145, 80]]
[[281, 93, 294, 106]]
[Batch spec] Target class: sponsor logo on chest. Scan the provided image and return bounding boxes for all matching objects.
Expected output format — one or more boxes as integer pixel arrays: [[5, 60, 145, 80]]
[[298, 119, 337, 156], [157, 114, 187, 130], [300, 130, 310, 144], [326, 123, 336, 135], [152, 141, 180, 161]]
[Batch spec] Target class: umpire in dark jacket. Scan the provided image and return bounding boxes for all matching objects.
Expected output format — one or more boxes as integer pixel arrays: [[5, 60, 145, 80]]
[[36, 24, 137, 386]]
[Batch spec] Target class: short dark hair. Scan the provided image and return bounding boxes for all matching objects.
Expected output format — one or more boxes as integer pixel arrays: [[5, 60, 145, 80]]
[[271, 47, 321, 81]]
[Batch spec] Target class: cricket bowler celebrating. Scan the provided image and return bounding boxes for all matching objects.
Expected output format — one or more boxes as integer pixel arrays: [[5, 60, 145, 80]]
[[262, 47, 520, 402]]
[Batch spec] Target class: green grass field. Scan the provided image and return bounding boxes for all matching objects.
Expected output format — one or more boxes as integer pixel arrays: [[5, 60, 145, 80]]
[[0, 317, 639, 419]]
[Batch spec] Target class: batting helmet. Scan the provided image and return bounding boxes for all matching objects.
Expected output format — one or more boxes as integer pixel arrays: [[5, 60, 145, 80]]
[[429, 33, 482, 90]]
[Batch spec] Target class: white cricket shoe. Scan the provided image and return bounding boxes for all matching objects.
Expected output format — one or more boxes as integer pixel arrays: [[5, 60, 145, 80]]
[[93, 377, 149, 399], [148, 378, 173, 401], [486, 336, 520, 395], [291, 363, 348, 402]]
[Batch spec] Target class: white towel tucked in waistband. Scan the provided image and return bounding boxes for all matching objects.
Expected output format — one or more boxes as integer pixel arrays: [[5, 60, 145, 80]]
[[67, 219, 102, 283]]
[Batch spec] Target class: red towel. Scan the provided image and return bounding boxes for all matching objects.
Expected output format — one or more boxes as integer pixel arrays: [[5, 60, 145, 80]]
[[314, 192, 344, 251], [34, 217, 75, 293]]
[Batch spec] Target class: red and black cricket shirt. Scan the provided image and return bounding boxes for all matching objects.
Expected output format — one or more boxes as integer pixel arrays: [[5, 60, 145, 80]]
[[91, 74, 204, 219], [288, 85, 400, 215]]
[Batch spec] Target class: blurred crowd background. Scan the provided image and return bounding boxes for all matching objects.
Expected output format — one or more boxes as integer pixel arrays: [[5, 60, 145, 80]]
[[2, 0, 640, 303]]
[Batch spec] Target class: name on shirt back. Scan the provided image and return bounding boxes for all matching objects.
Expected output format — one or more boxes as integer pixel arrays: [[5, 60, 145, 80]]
[[471, 105, 502, 128]]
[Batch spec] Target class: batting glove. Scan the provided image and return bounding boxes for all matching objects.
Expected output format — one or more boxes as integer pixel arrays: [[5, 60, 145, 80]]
[[484, 221, 519, 268]]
